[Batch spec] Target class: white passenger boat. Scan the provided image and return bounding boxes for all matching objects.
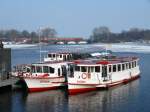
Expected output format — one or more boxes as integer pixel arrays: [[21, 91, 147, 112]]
[[12, 52, 72, 92], [68, 56, 140, 95]]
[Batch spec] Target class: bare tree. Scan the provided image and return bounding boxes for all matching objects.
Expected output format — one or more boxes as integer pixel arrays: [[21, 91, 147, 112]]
[[41, 27, 57, 38]]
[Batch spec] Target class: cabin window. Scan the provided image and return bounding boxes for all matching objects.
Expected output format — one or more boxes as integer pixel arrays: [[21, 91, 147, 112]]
[[102, 66, 107, 77], [118, 64, 121, 71], [126, 63, 128, 69], [67, 55, 69, 60], [81, 66, 87, 72], [109, 65, 112, 73], [129, 63, 131, 69], [31, 66, 36, 73], [60, 55, 62, 58], [43, 66, 49, 73], [61, 65, 67, 76], [58, 68, 61, 76], [69, 65, 74, 77], [63, 55, 66, 61], [134, 61, 137, 67], [27, 67, 31, 72], [113, 65, 116, 72], [52, 54, 55, 58], [36, 66, 42, 73], [49, 67, 55, 73], [48, 54, 52, 57], [88, 67, 91, 73], [91, 67, 94, 72], [75, 66, 80, 71], [95, 66, 100, 72], [132, 62, 134, 68], [70, 54, 72, 59], [122, 64, 125, 70]]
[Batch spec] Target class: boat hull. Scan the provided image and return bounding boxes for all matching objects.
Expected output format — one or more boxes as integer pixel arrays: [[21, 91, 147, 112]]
[[68, 74, 140, 95], [68, 84, 97, 95], [24, 77, 66, 92]]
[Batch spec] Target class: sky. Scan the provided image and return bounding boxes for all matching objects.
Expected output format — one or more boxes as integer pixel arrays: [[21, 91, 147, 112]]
[[0, 0, 150, 38]]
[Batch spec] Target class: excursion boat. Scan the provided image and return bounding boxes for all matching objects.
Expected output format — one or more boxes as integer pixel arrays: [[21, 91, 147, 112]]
[[68, 56, 140, 95], [12, 52, 72, 92]]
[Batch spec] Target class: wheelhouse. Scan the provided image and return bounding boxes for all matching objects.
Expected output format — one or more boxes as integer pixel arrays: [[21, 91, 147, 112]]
[[44, 52, 72, 62]]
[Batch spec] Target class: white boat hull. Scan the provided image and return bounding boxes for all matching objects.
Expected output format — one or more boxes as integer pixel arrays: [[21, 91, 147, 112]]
[[68, 66, 140, 95], [24, 77, 66, 92]]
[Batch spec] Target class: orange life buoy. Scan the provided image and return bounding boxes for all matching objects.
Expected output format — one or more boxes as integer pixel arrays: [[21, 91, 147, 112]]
[[82, 73, 87, 79]]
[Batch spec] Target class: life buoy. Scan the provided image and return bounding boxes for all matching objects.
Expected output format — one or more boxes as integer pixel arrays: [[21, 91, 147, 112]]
[[82, 73, 87, 79]]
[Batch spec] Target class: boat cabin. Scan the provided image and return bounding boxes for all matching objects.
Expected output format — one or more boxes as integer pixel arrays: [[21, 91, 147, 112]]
[[68, 57, 139, 82], [44, 52, 72, 62], [19, 62, 69, 79]]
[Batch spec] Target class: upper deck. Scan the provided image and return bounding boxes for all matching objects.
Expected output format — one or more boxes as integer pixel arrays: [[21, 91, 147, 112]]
[[73, 56, 139, 66], [44, 52, 72, 62]]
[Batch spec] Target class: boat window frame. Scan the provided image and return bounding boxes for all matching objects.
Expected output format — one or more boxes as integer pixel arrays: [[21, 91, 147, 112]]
[[26, 67, 31, 73], [43, 66, 49, 73], [48, 54, 52, 58], [95, 66, 100, 73], [122, 64, 125, 71], [49, 66, 55, 74], [81, 66, 87, 72], [36, 66, 42, 73], [132, 61, 134, 68], [31, 65, 36, 73], [60, 54, 62, 58], [135, 61, 137, 67], [75, 65, 80, 72], [113, 64, 117, 72], [108, 65, 112, 73], [129, 62, 131, 69], [126, 63, 128, 69], [52, 54, 56, 58], [90, 66, 94, 73], [118, 64, 121, 72]]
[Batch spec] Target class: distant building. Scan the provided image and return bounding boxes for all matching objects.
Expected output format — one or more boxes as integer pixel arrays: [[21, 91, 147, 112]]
[[42, 37, 84, 44]]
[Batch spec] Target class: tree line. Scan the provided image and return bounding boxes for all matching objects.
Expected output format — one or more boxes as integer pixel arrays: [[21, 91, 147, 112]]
[[89, 26, 150, 43], [0, 27, 57, 43]]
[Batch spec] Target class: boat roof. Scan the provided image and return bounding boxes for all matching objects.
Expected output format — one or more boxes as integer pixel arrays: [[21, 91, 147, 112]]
[[31, 60, 72, 66], [47, 52, 72, 55], [73, 56, 139, 66]]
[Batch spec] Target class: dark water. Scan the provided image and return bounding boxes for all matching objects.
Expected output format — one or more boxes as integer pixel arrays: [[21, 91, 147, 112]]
[[0, 45, 150, 112]]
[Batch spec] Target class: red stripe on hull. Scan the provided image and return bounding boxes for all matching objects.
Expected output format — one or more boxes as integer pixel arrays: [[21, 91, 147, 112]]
[[69, 88, 97, 95], [68, 75, 140, 95], [102, 75, 140, 88], [29, 86, 59, 92]]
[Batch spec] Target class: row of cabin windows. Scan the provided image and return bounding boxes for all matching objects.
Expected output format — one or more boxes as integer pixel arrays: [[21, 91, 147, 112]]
[[31, 66, 55, 73], [74, 61, 137, 73], [48, 54, 72, 59], [109, 61, 137, 72], [75, 66, 100, 73]]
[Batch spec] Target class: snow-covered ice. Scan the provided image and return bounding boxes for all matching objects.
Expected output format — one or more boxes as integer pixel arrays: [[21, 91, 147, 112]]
[[93, 43, 150, 53]]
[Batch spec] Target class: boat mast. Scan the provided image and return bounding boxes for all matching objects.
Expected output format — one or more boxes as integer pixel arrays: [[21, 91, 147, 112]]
[[39, 27, 42, 63]]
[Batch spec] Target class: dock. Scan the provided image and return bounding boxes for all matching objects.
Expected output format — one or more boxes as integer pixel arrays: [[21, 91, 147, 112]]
[[0, 48, 17, 89]]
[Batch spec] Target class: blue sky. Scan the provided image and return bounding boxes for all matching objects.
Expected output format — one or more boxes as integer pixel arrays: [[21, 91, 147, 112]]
[[0, 0, 150, 38]]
